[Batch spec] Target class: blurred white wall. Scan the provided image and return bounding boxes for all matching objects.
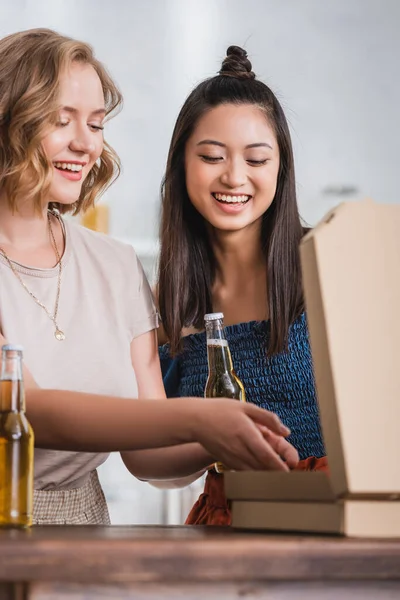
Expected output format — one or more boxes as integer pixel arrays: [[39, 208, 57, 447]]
[[1, 0, 399, 242], [1, 0, 398, 523]]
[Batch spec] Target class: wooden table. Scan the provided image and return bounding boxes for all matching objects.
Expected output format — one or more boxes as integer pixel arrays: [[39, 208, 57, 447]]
[[0, 525, 399, 599]]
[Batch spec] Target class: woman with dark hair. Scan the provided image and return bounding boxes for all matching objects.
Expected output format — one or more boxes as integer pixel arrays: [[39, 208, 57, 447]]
[[158, 46, 327, 525], [0, 31, 298, 524]]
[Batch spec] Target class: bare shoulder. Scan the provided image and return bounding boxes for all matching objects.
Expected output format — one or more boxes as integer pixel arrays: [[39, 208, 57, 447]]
[[157, 322, 168, 346], [181, 325, 201, 337]]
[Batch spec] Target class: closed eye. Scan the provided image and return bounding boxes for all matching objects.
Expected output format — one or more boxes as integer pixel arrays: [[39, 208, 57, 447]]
[[56, 121, 104, 132], [200, 155, 223, 163], [200, 155, 269, 166], [247, 159, 269, 166], [89, 124, 104, 132]]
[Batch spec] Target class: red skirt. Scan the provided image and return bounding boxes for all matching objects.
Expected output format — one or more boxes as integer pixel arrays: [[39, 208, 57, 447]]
[[185, 456, 329, 526]]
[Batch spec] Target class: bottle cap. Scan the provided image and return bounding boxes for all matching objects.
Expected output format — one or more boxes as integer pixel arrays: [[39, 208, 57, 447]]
[[1, 344, 24, 353], [204, 312, 224, 322]]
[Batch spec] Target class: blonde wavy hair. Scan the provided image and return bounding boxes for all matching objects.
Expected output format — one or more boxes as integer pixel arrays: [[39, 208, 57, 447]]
[[0, 28, 122, 215]]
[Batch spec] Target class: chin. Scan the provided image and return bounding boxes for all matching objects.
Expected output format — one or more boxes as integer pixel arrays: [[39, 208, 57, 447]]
[[60, 197, 80, 205], [209, 218, 253, 232], [49, 190, 82, 207]]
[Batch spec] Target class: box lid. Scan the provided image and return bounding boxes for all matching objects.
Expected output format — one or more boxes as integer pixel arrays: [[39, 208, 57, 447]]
[[300, 199, 400, 497]]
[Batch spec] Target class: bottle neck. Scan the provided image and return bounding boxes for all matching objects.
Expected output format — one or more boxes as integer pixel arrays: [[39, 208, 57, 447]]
[[205, 319, 233, 373], [207, 340, 234, 373], [0, 351, 25, 412]]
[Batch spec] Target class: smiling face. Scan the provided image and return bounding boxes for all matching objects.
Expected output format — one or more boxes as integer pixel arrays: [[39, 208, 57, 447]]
[[184, 103, 280, 233], [41, 61, 105, 207]]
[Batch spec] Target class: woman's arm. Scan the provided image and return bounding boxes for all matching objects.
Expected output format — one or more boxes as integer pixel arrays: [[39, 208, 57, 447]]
[[121, 329, 212, 487], [121, 330, 298, 480], [0, 332, 298, 471], [25, 387, 297, 470]]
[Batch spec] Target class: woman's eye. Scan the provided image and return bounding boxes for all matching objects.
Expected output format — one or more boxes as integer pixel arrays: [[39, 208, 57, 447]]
[[57, 120, 69, 128], [200, 155, 223, 163], [89, 124, 104, 132], [247, 159, 268, 166]]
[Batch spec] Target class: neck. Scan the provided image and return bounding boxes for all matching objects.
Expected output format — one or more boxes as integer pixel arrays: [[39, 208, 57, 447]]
[[0, 191, 49, 250], [0, 192, 64, 269], [210, 221, 266, 287]]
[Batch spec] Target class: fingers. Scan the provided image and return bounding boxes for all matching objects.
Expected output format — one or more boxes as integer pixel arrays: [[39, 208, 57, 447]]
[[244, 425, 290, 471], [244, 403, 291, 437], [197, 399, 297, 472], [257, 425, 299, 469], [209, 442, 257, 472], [221, 410, 297, 471], [211, 426, 288, 472], [223, 419, 290, 471], [245, 427, 290, 471]]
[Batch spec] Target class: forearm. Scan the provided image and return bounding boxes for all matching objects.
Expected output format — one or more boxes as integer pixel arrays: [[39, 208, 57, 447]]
[[147, 471, 206, 490], [26, 388, 198, 451], [121, 443, 212, 485], [24, 387, 297, 473]]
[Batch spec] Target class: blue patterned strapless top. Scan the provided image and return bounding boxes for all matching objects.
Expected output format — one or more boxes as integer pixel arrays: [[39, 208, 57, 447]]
[[159, 313, 325, 460]]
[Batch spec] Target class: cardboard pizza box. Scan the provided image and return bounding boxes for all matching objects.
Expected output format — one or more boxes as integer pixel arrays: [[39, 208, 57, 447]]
[[225, 200, 400, 537]]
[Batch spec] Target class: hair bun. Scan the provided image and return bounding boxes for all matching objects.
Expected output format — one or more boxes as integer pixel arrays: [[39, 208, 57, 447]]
[[219, 45, 255, 80]]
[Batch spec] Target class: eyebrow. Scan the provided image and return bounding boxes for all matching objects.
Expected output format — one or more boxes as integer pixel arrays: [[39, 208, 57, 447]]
[[60, 106, 106, 117], [196, 139, 273, 150]]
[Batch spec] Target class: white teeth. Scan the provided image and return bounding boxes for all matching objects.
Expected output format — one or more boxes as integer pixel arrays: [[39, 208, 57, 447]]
[[214, 193, 250, 203], [54, 162, 83, 172]]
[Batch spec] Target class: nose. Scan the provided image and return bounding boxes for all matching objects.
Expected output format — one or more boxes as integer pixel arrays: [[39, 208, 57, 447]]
[[69, 126, 96, 155], [220, 158, 247, 188]]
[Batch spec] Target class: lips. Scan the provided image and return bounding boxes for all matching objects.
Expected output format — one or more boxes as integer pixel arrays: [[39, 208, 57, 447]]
[[53, 162, 84, 172], [53, 161, 86, 182], [211, 192, 252, 214], [212, 192, 251, 204], [54, 166, 83, 182]]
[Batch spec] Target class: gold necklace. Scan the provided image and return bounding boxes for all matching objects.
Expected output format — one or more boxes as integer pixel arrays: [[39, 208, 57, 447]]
[[0, 213, 65, 341]]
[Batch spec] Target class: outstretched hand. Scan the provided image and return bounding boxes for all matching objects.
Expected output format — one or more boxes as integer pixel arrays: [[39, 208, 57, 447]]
[[192, 398, 299, 471]]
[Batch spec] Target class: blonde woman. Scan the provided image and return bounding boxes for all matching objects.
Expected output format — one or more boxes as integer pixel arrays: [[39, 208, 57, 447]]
[[0, 30, 298, 525]]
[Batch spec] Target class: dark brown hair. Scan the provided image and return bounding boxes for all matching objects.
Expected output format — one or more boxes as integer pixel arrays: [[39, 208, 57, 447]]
[[158, 45, 304, 355], [0, 28, 122, 215]]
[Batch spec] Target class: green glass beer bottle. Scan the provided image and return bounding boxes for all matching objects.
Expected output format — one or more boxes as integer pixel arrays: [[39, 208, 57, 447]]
[[0, 345, 34, 527], [204, 313, 246, 473]]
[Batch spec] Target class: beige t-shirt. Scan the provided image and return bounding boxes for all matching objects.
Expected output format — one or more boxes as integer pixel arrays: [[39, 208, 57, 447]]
[[0, 217, 158, 490]]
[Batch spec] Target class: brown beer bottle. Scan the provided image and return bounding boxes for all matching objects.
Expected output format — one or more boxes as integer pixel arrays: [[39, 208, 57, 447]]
[[0, 345, 34, 527], [204, 313, 246, 473]]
